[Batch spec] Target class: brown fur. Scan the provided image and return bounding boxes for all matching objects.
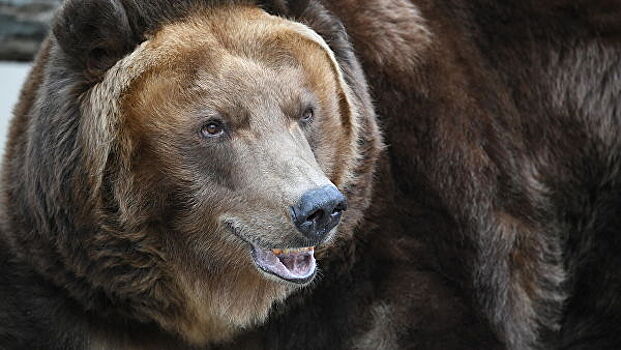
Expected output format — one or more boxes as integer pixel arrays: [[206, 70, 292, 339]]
[[4, 0, 621, 349], [0, 2, 380, 348]]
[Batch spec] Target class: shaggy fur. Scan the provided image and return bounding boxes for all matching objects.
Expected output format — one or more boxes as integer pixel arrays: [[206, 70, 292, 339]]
[[2, 0, 621, 349], [0, 1, 380, 348]]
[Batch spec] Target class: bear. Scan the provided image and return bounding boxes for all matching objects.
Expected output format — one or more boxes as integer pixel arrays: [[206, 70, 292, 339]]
[[0, 0, 382, 348], [2, 0, 621, 350]]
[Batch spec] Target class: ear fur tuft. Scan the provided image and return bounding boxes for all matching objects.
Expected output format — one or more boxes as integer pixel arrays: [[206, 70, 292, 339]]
[[53, 0, 137, 79]]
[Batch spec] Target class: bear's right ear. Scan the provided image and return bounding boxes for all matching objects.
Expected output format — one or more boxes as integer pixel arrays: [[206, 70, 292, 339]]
[[53, 0, 137, 80]]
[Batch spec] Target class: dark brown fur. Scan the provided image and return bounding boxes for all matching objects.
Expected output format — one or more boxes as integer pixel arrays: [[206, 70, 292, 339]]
[[2, 0, 621, 349]]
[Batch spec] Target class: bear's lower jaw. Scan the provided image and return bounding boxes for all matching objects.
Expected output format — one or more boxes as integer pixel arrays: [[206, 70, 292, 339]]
[[251, 245, 317, 285]]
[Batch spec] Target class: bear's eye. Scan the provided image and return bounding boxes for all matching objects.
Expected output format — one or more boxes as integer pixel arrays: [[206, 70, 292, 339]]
[[300, 107, 314, 123], [200, 121, 225, 138]]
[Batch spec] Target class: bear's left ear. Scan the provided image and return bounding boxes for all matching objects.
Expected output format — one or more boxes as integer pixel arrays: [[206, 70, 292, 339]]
[[53, 0, 138, 80]]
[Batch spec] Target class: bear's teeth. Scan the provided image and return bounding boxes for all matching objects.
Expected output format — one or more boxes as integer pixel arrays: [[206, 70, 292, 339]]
[[271, 246, 315, 255]]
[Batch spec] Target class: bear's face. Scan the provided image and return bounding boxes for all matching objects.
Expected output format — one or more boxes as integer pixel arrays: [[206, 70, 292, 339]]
[[111, 6, 360, 343]]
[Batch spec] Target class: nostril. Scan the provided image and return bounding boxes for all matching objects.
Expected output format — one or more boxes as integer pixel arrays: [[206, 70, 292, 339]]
[[306, 209, 324, 223], [291, 185, 348, 241], [332, 202, 347, 215]]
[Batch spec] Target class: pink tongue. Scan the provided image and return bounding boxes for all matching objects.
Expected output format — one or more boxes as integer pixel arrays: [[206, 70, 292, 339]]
[[278, 254, 311, 274], [252, 247, 316, 281]]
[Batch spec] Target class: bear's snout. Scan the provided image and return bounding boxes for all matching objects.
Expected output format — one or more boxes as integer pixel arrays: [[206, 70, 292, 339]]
[[290, 185, 347, 245]]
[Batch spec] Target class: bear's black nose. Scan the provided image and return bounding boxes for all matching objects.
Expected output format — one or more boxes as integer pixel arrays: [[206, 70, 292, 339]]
[[291, 185, 347, 243]]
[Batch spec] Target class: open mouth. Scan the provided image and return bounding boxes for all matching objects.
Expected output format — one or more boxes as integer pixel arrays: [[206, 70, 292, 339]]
[[251, 245, 317, 284]]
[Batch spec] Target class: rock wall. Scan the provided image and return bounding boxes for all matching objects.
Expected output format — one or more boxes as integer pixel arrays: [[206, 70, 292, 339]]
[[0, 0, 60, 61]]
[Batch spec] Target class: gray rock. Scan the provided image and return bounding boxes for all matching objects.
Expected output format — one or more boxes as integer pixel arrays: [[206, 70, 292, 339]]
[[0, 0, 60, 61]]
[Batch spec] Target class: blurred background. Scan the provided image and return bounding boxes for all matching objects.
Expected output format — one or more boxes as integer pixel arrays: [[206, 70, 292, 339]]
[[0, 0, 60, 154]]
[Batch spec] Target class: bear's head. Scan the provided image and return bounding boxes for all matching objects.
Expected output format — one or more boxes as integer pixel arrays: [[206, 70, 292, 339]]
[[1, 0, 381, 345]]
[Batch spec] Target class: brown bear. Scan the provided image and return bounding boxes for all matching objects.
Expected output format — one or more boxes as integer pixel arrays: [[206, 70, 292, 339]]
[[2, 0, 621, 350], [0, 1, 381, 348]]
